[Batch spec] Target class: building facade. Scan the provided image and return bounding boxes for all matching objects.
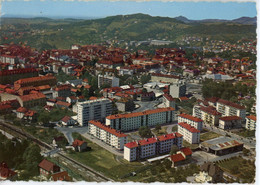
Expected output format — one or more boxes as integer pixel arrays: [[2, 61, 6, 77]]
[[88, 120, 127, 150], [216, 99, 246, 121], [106, 107, 175, 131], [218, 116, 242, 130], [245, 115, 256, 131], [178, 122, 200, 144], [178, 113, 203, 131], [124, 132, 183, 162], [169, 81, 186, 98], [98, 74, 119, 88], [77, 98, 113, 126]]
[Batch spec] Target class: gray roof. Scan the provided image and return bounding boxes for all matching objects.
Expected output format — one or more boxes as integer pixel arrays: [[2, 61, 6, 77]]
[[201, 136, 243, 151]]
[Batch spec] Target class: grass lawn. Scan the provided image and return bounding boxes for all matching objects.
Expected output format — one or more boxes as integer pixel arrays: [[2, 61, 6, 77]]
[[182, 140, 199, 150], [200, 131, 222, 142], [67, 135, 144, 181], [216, 156, 255, 183], [152, 126, 168, 136], [235, 129, 255, 138], [172, 125, 178, 132]]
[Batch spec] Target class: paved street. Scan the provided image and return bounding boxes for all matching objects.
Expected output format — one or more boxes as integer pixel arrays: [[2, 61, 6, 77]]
[[166, 122, 178, 134], [133, 98, 162, 113]]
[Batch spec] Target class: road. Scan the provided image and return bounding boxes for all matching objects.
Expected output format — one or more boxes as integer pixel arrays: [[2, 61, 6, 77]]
[[133, 98, 162, 113], [203, 123, 255, 149], [166, 122, 178, 134]]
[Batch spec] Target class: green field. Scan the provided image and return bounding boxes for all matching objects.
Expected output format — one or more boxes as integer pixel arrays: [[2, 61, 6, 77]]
[[200, 131, 222, 142], [68, 135, 144, 181]]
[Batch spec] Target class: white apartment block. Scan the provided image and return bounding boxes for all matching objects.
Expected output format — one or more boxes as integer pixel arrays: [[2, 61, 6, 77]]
[[163, 94, 175, 108], [106, 107, 175, 131], [178, 113, 203, 131], [98, 74, 120, 88], [169, 81, 186, 98], [178, 122, 200, 144], [88, 120, 127, 150], [245, 115, 256, 131], [124, 132, 183, 162], [216, 99, 246, 121], [193, 105, 221, 126], [77, 98, 112, 126]]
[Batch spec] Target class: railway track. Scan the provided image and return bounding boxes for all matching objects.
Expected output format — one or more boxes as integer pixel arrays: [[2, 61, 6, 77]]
[[0, 121, 113, 182]]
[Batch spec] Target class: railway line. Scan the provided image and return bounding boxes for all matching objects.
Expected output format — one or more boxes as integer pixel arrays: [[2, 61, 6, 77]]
[[0, 121, 113, 182]]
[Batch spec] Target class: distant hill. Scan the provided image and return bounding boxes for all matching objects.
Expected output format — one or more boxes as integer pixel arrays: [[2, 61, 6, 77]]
[[0, 13, 257, 50], [174, 15, 257, 25]]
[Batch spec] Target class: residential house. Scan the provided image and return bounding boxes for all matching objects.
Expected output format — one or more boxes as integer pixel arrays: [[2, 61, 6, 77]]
[[72, 139, 88, 152], [38, 159, 60, 177]]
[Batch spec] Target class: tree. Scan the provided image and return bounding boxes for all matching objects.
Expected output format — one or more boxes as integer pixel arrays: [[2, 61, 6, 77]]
[[138, 126, 153, 138], [155, 124, 161, 132], [140, 74, 151, 85], [170, 144, 179, 155]]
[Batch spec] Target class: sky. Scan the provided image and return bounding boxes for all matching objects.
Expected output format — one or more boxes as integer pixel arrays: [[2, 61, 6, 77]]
[[1, 0, 257, 20]]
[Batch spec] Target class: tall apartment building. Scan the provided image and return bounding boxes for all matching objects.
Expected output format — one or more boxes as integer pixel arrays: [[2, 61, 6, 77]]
[[245, 115, 256, 131], [88, 120, 127, 150], [216, 99, 246, 121], [178, 113, 203, 131], [98, 74, 119, 88], [77, 98, 112, 126], [163, 94, 176, 109], [169, 81, 186, 98], [193, 105, 221, 126], [0, 68, 38, 85], [178, 122, 200, 144], [106, 107, 175, 131], [124, 132, 183, 162], [219, 116, 242, 130]]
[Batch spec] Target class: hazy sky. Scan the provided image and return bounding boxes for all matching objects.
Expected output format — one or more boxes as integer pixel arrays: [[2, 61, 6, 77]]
[[1, 0, 257, 20]]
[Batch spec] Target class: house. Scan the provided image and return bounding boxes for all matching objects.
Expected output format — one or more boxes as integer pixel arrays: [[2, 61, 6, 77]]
[[169, 147, 192, 167], [200, 162, 223, 183], [61, 116, 76, 126], [0, 162, 17, 180], [55, 101, 71, 109], [38, 159, 60, 177], [72, 139, 87, 152], [51, 171, 71, 181]]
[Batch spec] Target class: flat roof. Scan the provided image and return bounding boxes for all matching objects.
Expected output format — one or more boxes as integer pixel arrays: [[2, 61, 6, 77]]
[[201, 136, 243, 151]]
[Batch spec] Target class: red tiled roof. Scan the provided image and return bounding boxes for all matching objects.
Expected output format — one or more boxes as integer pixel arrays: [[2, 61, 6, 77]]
[[180, 147, 192, 156], [0, 104, 12, 110], [106, 107, 175, 120], [72, 139, 86, 147], [178, 113, 203, 122], [16, 107, 27, 113], [179, 97, 189, 101], [139, 137, 157, 146], [56, 101, 71, 107], [170, 153, 185, 163], [20, 92, 46, 102], [15, 75, 56, 84], [178, 122, 200, 133], [51, 171, 71, 181], [163, 94, 175, 101], [89, 96, 98, 100], [219, 116, 242, 121], [0, 68, 37, 77], [88, 120, 127, 138], [61, 116, 71, 123], [24, 110, 36, 117], [0, 162, 16, 179], [124, 141, 139, 149], [157, 132, 183, 141], [151, 73, 180, 79], [246, 115, 256, 121], [217, 99, 245, 110], [200, 106, 221, 116], [38, 159, 56, 172]]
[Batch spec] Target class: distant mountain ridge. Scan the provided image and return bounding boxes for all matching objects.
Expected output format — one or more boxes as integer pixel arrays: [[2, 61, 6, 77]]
[[174, 15, 257, 25]]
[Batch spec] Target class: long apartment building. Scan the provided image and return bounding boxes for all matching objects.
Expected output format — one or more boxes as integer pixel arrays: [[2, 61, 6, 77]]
[[77, 98, 112, 126], [106, 107, 175, 131], [88, 120, 127, 150], [98, 74, 119, 88], [216, 99, 246, 121], [245, 115, 256, 131], [178, 122, 200, 144], [193, 105, 221, 126], [178, 113, 203, 131], [124, 132, 183, 162]]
